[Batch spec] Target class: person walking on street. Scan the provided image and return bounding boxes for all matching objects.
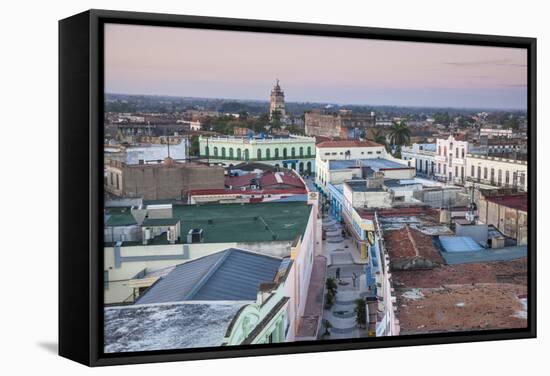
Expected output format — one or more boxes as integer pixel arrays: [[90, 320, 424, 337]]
[[335, 267, 341, 281], [352, 272, 357, 288]]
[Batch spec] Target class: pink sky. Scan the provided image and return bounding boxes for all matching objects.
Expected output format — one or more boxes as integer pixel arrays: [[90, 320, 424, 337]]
[[105, 23, 527, 109]]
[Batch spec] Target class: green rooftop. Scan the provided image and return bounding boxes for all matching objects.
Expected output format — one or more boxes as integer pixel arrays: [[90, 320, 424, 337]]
[[173, 202, 312, 243], [104, 207, 136, 227], [104, 201, 312, 245]]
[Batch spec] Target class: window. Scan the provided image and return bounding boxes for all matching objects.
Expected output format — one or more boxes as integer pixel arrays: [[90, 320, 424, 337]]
[[461, 149, 465, 158], [274, 148, 279, 158], [299, 146, 303, 157], [307, 146, 312, 156], [229, 148, 234, 158], [266, 148, 271, 159], [376, 151, 381, 154], [213, 146, 218, 157], [368, 151, 373, 155], [291, 147, 296, 157], [221, 147, 226, 158], [237, 148, 242, 159], [116, 174, 120, 190], [484, 167, 488, 179], [498, 169, 502, 185], [104, 270, 109, 290], [283, 148, 288, 158], [490, 168, 495, 183], [110, 172, 114, 185], [505, 170, 510, 185], [471, 165, 475, 177], [455, 147, 459, 156], [257, 149, 262, 160]]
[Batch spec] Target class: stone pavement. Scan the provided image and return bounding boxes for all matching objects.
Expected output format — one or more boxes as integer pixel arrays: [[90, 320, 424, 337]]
[[320, 214, 369, 340]]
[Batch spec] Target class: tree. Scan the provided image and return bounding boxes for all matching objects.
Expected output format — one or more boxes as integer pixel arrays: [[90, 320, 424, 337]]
[[354, 298, 367, 329], [388, 121, 411, 147], [370, 128, 390, 152], [188, 135, 200, 157]]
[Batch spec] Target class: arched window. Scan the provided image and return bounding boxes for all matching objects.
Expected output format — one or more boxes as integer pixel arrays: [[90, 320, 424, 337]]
[[307, 161, 312, 174], [257, 149, 262, 160], [275, 148, 279, 158], [498, 169, 502, 185], [213, 147, 218, 157], [299, 147, 304, 157], [229, 148, 234, 159], [299, 162, 304, 173], [244, 149, 249, 160], [266, 148, 271, 159], [307, 146, 312, 156], [205, 146, 209, 156], [237, 148, 242, 160], [291, 147, 296, 157], [221, 147, 226, 158], [283, 148, 287, 158]]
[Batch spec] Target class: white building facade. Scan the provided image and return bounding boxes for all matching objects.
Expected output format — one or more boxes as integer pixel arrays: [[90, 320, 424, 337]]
[[465, 154, 528, 191], [434, 135, 469, 183], [401, 143, 437, 176]]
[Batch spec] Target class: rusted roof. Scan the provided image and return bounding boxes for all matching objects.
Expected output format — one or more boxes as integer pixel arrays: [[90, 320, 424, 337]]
[[485, 193, 528, 212], [316, 139, 383, 148]]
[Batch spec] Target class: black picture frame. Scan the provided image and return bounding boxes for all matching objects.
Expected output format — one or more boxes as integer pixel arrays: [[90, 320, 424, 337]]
[[59, 9, 537, 367]]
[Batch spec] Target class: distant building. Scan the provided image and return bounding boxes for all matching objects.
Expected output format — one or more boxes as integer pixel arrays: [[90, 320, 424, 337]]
[[233, 127, 253, 136], [401, 143, 437, 176], [434, 134, 469, 183], [104, 157, 225, 200], [269, 79, 286, 121], [199, 134, 316, 174], [189, 165, 308, 204], [465, 154, 528, 191], [314, 140, 413, 192], [478, 190, 528, 245], [480, 128, 513, 138], [305, 109, 376, 139]]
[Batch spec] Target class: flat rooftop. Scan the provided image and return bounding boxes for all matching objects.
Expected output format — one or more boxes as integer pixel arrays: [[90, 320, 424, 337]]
[[345, 180, 385, 192], [485, 193, 528, 212], [329, 158, 409, 171], [104, 302, 245, 352], [105, 201, 312, 245]]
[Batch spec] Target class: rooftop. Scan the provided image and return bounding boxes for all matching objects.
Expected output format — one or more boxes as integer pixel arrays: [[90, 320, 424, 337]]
[[104, 207, 136, 227], [104, 302, 245, 352], [106, 201, 312, 244], [329, 158, 409, 171], [136, 248, 283, 304], [344, 180, 385, 192], [316, 140, 382, 148], [485, 193, 528, 212]]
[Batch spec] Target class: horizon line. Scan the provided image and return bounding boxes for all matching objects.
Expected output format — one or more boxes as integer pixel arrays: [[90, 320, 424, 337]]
[[105, 92, 527, 112]]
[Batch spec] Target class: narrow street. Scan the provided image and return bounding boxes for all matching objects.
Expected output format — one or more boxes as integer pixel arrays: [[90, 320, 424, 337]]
[[321, 211, 369, 339]]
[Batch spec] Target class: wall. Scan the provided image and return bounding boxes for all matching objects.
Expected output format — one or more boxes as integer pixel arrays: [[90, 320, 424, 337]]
[[466, 154, 528, 191]]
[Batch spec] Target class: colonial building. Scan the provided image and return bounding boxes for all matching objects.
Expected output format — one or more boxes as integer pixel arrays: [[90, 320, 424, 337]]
[[478, 190, 528, 245], [434, 134, 469, 183], [465, 154, 528, 191], [401, 143, 437, 176], [305, 109, 376, 139], [314, 140, 413, 193], [199, 134, 316, 174], [269, 79, 286, 121]]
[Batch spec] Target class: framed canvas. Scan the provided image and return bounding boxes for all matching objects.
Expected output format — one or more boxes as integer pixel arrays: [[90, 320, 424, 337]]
[[59, 9, 536, 366]]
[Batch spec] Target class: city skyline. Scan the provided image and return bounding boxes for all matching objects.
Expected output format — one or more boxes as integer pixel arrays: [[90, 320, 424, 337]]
[[105, 23, 528, 110]]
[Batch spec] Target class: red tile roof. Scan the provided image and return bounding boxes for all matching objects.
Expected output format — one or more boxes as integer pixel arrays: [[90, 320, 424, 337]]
[[316, 140, 383, 148], [485, 194, 528, 212]]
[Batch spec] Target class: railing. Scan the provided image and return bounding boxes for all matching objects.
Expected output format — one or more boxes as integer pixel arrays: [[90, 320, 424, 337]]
[[199, 155, 315, 161]]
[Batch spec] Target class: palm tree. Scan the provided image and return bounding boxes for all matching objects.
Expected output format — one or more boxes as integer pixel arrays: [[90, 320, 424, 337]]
[[388, 121, 411, 148], [370, 128, 390, 152]]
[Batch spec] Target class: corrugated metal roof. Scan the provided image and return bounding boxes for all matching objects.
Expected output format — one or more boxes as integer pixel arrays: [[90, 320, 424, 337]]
[[439, 236, 483, 252], [135, 248, 282, 304]]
